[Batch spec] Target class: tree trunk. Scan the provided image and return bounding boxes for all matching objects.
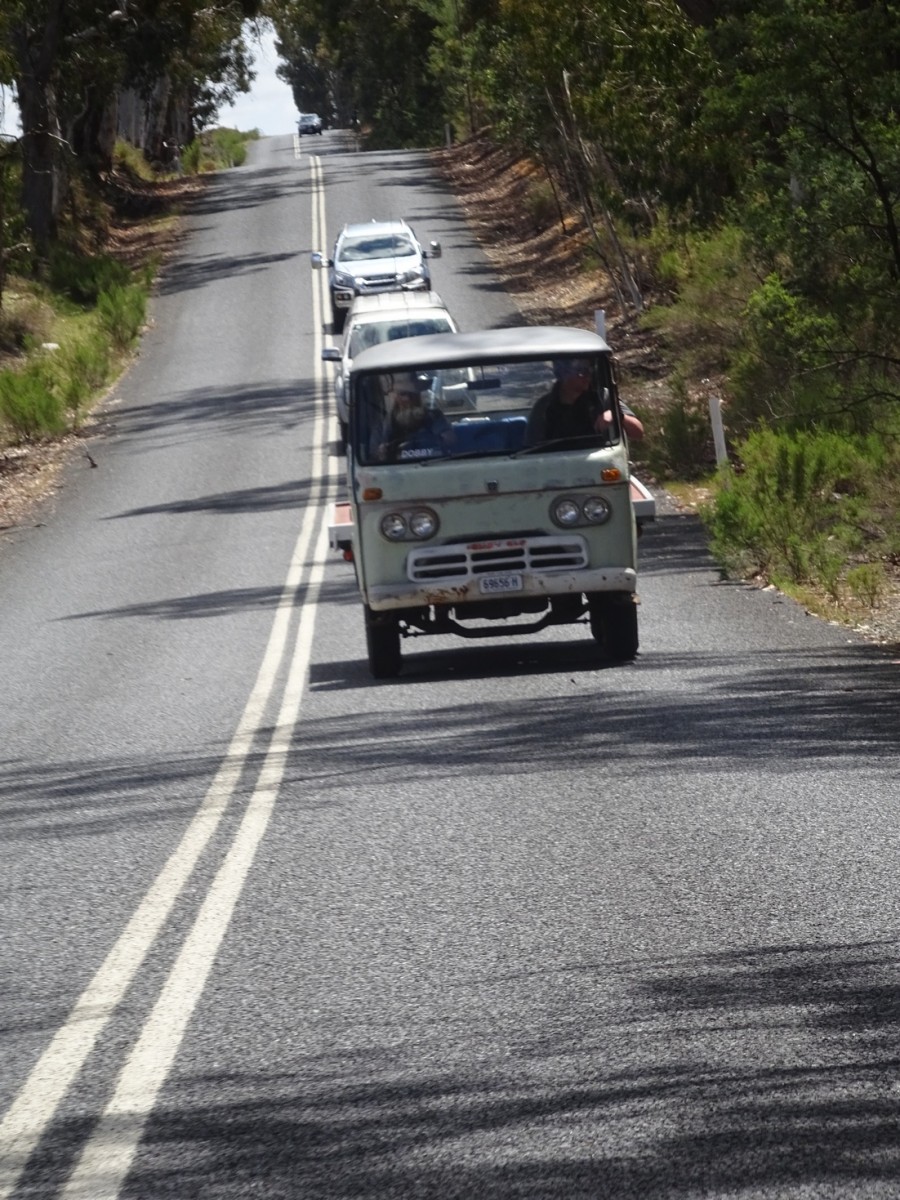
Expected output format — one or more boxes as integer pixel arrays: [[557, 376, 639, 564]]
[[11, 2, 66, 257]]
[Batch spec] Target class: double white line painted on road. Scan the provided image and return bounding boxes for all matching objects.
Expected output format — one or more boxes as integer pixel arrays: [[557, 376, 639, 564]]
[[0, 154, 337, 1200]]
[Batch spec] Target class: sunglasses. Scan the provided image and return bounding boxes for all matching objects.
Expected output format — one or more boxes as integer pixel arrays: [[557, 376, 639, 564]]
[[559, 363, 591, 378], [394, 390, 420, 401]]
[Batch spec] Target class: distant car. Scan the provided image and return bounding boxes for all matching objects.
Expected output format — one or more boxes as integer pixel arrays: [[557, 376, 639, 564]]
[[321, 291, 458, 448], [297, 113, 322, 135], [311, 219, 442, 333]]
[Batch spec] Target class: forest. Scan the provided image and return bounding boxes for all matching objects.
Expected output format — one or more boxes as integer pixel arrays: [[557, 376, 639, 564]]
[[1, 0, 899, 618]]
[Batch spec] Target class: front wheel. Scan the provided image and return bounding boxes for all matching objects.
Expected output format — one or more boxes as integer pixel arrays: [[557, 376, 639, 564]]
[[588, 594, 639, 662], [331, 300, 346, 334], [364, 606, 401, 678]]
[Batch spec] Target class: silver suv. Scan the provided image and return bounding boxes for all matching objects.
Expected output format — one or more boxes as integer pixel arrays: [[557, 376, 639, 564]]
[[321, 291, 458, 448], [311, 219, 442, 332]]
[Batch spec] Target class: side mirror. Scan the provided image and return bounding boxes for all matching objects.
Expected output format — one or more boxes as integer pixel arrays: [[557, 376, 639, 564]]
[[427, 240, 442, 259], [321, 347, 341, 362], [310, 252, 325, 269]]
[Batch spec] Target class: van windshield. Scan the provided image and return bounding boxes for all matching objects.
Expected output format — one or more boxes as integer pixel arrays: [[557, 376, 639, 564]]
[[353, 354, 621, 465]]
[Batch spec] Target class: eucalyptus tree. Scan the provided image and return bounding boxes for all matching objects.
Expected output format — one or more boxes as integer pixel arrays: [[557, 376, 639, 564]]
[[0, 0, 258, 254], [268, 0, 444, 145], [698, 0, 900, 427]]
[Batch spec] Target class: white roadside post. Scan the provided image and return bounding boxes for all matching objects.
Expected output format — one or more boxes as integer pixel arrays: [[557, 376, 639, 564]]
[[709, 394, 729, 468]]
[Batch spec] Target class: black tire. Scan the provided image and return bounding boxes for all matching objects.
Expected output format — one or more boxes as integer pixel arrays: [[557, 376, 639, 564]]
[[364, 606, 401, 678], [331, 300, 346, 334], [588, 594, 639, 661], [339, 420, 348, 452]]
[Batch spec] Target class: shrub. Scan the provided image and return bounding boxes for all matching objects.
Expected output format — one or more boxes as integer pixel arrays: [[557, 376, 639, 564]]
[[704, 427, 875, 584], [641, 223, 756, 377], [51, 334, 111, 418], [639, 383, 713, 480], [0, 294, 53, 353], [96, 283, 147, 348], [0, 364, 66, 441], [523, 179, 558, 231], [846, 562, 887, 608], [182, 128, 253, 174], [47, 247, 131, 305]]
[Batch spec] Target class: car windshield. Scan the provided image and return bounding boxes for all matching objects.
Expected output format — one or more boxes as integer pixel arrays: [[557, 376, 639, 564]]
[[338, 234, 417, 262], [347, 317, 454, 358], [353, 354, 621, 465]]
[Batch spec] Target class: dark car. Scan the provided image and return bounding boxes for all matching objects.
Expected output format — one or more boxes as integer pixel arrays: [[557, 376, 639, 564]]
[[297, 113, 323, 135], [311, 219, 442, 333]]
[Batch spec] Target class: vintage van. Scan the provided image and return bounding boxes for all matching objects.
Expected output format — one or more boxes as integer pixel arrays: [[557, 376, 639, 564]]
[[330, 326, 654, 677]]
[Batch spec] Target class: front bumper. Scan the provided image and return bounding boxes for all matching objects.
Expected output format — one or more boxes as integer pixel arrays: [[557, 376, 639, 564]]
[[366, 566, 637, 611]]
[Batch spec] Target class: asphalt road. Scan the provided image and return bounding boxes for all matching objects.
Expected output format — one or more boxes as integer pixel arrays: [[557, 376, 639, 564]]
[[1, 130, 899, 1200]]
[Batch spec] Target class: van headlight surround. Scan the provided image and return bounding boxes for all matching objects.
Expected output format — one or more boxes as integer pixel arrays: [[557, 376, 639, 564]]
[[380, 507, 439, 541], [550, 494, 612, 528]]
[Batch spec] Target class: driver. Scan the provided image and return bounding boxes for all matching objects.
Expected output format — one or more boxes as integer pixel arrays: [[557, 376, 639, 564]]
[[527, 359, 644, 444], [376, 372, 453, 462]]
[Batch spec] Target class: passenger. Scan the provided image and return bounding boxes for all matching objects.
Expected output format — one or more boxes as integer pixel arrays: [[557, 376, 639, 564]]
[[527, 359, 644, 444], [375, 372, 453, 462]]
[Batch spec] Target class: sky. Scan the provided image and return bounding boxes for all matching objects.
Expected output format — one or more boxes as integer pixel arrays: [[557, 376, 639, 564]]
[[0, 25, 297, 141], [218, 25, 298, 136]]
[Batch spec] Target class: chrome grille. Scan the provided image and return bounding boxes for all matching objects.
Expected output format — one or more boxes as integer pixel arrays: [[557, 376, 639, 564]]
[[408, 535, 588, 582], [359, 274, 398, 290]]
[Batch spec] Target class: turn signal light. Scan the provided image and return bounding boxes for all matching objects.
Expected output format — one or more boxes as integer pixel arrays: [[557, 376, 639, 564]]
[[362, 487, 383, 501], [600, 468, 621, 482]]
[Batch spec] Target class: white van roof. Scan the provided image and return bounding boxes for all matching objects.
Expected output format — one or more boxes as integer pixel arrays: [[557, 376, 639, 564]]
[[351, 326, 611, 373]]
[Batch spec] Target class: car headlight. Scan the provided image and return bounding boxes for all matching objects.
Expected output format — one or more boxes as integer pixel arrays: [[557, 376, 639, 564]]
[[552, 498, 581, 526], [409, 509, 438, 538], [582, 495, 612, 524], [381, 513, 407, 540], [550, 495, 613, 528], [399, 267, 425, 284], [380, 508, 439, 541], [333, 270, 355, 287]]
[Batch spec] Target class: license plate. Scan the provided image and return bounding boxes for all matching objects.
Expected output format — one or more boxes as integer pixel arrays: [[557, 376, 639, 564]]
[[479, 573, 523, 594]]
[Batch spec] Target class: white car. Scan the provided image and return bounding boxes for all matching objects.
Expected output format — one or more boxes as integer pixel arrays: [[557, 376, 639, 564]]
[[311, 219, 442, 332], [321, 291, 458, 447]]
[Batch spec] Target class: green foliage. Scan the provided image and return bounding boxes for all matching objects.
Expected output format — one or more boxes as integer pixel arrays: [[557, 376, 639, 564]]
[[0, 293, 52, 352], [0, 363, 66, 441], [113, 140, 156, 181], [640, 388, 713, 481], [522, 179, 558, 232], [704, 428, 876, 588], [642, 223, 757, 377], [182, 127, 252, 173], [181, 140, 203, 174], [96, 283, 147, 349], [51, 333, 111, 418], [846, 562, 888, 609], [47, 247, 131, 306], [727, 275, 846, 434]]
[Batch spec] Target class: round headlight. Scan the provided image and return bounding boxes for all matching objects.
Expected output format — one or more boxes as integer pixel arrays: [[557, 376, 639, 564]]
[[552, 498, 581, 526], [380, 513, 408, 540], [583, 495, 612, 524], [409, 509, 438, 539]]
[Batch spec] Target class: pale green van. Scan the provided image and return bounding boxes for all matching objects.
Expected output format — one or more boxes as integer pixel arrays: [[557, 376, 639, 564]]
[[331, 326, 654, 677]]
